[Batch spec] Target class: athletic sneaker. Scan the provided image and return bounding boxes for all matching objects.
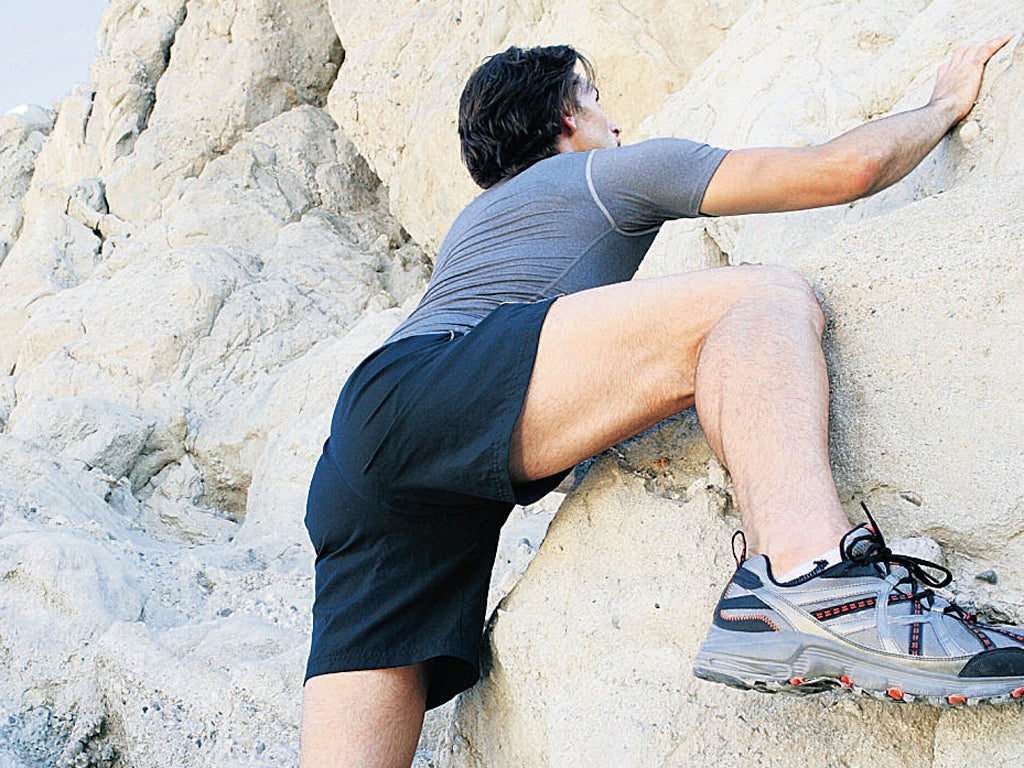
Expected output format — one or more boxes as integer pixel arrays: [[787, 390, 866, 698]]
[[693, 513, 1024, 706]]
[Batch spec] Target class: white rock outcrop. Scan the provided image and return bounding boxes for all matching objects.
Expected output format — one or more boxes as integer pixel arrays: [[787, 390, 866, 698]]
[[0, 1, 428, 764], [1, 0, 1022, 766], [0, 106, 54, 264]]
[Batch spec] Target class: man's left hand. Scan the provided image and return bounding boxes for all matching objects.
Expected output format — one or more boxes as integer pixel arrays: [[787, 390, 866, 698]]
[[928, 34, 1014, 123]]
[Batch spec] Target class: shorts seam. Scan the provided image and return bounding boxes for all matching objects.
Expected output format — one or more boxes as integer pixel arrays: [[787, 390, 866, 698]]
[[305, 647, 479, 682], [307, 647, 475, 667]]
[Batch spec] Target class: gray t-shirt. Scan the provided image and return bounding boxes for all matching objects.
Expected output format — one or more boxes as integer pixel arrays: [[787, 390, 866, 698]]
[[388, 138, 729, 342]]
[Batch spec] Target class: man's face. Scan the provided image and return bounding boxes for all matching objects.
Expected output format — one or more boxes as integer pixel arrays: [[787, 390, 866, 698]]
[[563, 85, 621, 152]]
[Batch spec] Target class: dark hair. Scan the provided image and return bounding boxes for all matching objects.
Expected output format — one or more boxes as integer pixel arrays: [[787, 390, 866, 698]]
[[458, 45, 595, 189]]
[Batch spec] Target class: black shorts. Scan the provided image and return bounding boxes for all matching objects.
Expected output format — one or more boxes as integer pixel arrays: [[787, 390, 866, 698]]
[[304, 299, 568, 709]]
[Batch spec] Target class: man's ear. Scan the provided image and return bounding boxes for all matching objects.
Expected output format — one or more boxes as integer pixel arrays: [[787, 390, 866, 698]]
[[561, 110, 577, 136]]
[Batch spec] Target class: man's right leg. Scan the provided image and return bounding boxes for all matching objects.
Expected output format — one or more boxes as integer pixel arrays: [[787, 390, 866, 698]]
[[511, 264, 850, 573], [506, 264, 1024, 704], [300, 664, 428, 768]]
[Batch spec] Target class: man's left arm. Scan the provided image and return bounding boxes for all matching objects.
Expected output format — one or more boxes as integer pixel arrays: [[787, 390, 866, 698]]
[[699, 35, 1013, 217]]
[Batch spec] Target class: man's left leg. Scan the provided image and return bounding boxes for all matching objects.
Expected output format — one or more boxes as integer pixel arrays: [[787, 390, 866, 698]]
[[300, 664, 428, 768]]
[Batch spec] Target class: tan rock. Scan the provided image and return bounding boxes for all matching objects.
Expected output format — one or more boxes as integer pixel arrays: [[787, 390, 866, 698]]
[[7, 396, 174, 489], [103, 0, 343, 225], [0, 438, 148, 740]]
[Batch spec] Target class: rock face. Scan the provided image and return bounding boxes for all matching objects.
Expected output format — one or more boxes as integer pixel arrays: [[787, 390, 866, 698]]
[[0, 1, 428, 765], [1, 0, 1022, 766], [0, 106, 54, 265]]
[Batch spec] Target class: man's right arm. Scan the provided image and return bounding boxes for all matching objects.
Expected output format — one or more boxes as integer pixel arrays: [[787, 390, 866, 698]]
[[698, 35, 1013, 217]]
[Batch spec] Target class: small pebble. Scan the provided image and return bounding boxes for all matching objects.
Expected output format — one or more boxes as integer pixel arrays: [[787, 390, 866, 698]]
[[975, 569, 998, 584], [959, 120, 981, 147]]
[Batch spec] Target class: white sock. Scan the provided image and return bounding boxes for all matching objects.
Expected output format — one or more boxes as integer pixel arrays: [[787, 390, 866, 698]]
[[776, 545, 842, 583]]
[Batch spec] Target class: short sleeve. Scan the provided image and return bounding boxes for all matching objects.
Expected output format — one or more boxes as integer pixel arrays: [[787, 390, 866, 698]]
[[586, 138, 729, 234]]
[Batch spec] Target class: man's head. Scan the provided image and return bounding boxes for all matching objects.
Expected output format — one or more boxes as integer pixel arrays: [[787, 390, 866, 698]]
[[458, 45, 620, 189]]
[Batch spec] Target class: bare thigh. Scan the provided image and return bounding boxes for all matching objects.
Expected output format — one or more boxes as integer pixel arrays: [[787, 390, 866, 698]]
[[509, 265, 808, 481], [300, 665, 428, 768]]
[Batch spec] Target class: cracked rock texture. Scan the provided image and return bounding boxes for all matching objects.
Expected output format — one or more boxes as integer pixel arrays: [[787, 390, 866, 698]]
[[1, 0, 1023, 766]]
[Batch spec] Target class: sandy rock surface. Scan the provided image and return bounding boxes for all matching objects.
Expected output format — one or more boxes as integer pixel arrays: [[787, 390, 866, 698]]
[[1, 0, 1023, 766]]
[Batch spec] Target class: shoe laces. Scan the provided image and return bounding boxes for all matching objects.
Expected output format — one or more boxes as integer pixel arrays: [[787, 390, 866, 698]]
[[844, 504, 953, 609], [731, 530, 747, 567]]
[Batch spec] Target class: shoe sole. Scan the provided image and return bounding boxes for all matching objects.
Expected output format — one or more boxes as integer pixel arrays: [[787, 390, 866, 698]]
[[693, 626, 1024, 707]]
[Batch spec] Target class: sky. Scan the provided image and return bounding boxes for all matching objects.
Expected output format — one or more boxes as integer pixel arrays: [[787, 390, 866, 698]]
[[0, 0, 109, 114]]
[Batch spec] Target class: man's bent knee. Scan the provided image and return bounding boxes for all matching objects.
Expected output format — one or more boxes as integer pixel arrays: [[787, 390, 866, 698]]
[[731, 264, 824, 336]]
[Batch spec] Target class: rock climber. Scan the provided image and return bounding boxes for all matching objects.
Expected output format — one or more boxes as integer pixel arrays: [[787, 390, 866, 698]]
[[299, 35, 1017, 768]]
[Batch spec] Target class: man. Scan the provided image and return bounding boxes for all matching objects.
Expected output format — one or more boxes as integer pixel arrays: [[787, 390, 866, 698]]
[[301, 36, 1016, 767]]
